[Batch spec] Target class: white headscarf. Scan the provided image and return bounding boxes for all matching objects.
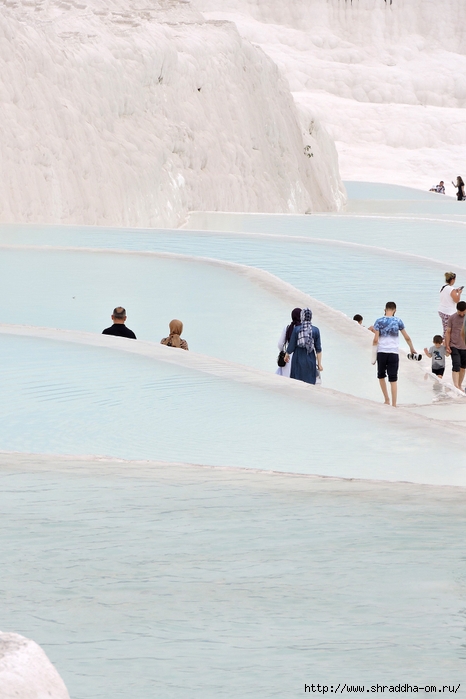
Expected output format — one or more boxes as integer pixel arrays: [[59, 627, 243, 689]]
[[297, 308, 315, 354]]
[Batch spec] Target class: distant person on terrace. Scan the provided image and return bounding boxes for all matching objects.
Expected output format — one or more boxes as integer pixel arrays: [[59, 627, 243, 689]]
[[429, 181, 445, 195], [161, 319, 189, 350], [452, 176, 465, 201], [102, 307, 137, 339]]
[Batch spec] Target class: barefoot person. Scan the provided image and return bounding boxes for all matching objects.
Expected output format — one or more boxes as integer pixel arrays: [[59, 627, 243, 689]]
[[445, 301, 466, 391], [424, 335, 446, 380], [372, 302, 416, 407]]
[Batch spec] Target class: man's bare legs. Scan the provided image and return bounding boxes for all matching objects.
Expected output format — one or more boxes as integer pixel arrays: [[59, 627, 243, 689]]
[[378, 378, 397, 406], [378, 378, 390, 405], [452, 368, 466, 390]]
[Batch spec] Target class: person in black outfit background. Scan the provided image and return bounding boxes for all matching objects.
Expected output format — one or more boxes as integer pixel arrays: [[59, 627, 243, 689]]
[[102, 307, 137, 339], [452, 176, 465, 201]]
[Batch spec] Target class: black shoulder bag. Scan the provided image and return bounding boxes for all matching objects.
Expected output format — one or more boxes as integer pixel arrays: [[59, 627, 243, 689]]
[[277, 341, 287, 367]]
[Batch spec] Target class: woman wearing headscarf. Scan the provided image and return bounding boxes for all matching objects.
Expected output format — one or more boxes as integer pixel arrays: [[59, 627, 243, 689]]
[[284, 308, 323, 385], [276, 307, 301, 378], [160, 319, 189, 350]]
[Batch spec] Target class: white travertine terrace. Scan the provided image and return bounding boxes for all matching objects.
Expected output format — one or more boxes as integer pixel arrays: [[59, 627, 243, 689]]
[[194, 0, 466, 191], [0, 632, 70, 699], [0, 0, 344, 227]]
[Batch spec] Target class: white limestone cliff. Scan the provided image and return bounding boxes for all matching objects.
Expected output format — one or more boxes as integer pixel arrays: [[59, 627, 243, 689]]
[[0, 0, 344, 227], [195, 0, 466, 190]]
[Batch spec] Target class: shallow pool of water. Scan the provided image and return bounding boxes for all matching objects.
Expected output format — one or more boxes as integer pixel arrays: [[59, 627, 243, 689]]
[[1, 245, 442, 403], [0, 333, 464, 485], [0, 247, 296, 372], [1, 457, 464, 699], [0, 228, 447, 340], [183, 212, 466, 269]]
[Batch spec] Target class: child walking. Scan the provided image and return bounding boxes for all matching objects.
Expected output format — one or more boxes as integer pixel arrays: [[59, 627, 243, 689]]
[[424, 335, 446, 380]]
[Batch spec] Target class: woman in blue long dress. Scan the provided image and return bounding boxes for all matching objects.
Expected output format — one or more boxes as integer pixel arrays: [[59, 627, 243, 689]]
[[284, 308, 323, 385]]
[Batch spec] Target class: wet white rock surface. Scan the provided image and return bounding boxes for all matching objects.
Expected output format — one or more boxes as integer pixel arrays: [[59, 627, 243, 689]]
[[0, 632, 70, 699]]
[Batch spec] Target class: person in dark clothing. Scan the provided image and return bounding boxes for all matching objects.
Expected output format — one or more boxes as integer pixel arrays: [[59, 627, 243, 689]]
[[102, 307, 137, 339], [452, 176, 465, 201], [284, 308, 323, 385]]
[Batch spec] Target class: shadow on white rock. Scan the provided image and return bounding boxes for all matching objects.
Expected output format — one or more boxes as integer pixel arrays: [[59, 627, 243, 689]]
[[0, 632, 69, 699]]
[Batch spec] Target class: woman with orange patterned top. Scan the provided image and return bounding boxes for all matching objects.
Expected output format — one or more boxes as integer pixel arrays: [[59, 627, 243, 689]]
[[160, 319, 189, 350]]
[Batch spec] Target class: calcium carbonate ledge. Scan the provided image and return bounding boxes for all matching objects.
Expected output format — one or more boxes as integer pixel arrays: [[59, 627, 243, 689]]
[[1, 451, 465, 493], [0, 322, 462, 434]]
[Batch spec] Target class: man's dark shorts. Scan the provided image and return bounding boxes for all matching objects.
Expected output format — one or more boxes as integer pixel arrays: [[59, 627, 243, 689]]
[[450, 347, 466, 372], [432, 366, 445, 377], [377, 352, 399, 382]]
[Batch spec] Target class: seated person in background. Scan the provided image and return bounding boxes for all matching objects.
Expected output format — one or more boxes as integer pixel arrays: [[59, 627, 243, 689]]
[[429, 181, 445, 194], [102, 307, 137, 339], [161, 319, 189, 350]]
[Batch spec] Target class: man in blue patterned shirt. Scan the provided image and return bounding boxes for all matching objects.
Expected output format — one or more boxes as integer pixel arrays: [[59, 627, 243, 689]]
[[372, 301, 416, 407]]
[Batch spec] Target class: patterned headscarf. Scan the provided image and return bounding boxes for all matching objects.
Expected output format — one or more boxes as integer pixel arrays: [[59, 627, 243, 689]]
[[297, 308, 314, 354]]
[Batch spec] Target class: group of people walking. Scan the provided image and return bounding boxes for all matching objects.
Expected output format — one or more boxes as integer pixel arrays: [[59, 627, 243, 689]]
[[275, 270, 466, 406], [103, 285, 466, 406]]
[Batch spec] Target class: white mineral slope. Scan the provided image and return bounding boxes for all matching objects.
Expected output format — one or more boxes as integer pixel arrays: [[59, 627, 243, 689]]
[[0, 0, 344, 227], [194, 0, 466, 191], [0, 632, 70, 699]]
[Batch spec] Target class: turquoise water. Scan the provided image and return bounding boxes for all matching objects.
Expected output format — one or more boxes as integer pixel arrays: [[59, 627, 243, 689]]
[[184, 211, 466, 264], [0, 247, 294, 371], [1, 460, 464, 699], [0, 227, 450, 340], [0, 246, 438, 402], [5, 218, 466, 269], [0, 334, 461, 482]]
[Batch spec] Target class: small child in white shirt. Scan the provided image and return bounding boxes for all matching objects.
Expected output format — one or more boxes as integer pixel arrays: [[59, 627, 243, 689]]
[[424, 335, 446, 378]]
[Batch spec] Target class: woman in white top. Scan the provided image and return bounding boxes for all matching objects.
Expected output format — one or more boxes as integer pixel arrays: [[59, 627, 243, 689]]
[[438, 272, 463, 336], [276, 308, 301, 378]]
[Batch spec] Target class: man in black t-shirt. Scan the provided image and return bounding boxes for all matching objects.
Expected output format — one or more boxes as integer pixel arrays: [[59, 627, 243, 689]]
[[102, 307, 137, 339]]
